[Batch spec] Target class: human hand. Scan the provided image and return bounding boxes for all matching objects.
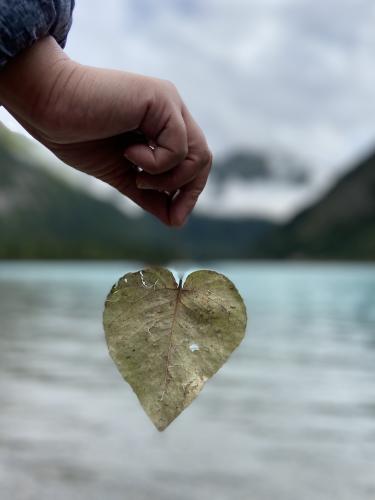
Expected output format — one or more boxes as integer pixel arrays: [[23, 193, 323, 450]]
[[0, 36, 212, 226]]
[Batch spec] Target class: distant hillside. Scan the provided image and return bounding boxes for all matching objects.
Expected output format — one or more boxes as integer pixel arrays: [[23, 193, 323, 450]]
[[0, 126, 275, 261], [0, 128, 154, 260], [255, 150, 375, 260], [3, 124, 372, 262]]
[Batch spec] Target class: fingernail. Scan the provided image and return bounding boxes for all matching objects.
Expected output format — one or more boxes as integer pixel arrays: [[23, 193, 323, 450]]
[[171, 189, 181, 201]]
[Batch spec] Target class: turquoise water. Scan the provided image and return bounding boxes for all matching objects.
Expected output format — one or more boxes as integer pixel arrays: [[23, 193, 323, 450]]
[[0, 262, 375, 500]]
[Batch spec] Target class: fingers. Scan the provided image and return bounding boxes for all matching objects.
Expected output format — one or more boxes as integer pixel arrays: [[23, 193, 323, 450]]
[[136, 156, 200, 192], [135, 104, 212, 225], [169, 160, 211, 227], [105, 165, 171, 226], [71, 136, 172, 226], [123, 108, 188, 175], [124, 183, 171, 226], [104, 152, 210, 228], [94, 147, 210, 227], [106, 78, 212, 226]]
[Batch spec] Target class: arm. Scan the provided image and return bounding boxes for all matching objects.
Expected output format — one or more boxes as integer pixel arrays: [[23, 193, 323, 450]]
[[0, 7, 212, 226]]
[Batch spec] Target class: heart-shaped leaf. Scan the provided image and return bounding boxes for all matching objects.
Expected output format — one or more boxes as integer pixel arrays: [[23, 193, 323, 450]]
[[103, 268, 247, 431]]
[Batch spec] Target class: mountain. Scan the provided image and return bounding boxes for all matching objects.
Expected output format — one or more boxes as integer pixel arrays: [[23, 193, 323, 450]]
[[0, 126, 275, 261], [255, 149, 375, 260], [211, 150, 309, 186], [0, 128, 150, 260], [2, 124, 373, 262]]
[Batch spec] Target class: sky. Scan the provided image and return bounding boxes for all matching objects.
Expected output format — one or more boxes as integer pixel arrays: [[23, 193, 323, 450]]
[[1, 0, 375, 219]]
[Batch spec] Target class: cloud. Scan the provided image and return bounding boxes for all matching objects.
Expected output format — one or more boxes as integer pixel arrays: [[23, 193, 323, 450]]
[[63, 0, 375, 169]]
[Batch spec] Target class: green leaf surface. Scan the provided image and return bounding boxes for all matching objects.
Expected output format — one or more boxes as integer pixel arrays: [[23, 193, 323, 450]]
[[103, 268, 247, 431]]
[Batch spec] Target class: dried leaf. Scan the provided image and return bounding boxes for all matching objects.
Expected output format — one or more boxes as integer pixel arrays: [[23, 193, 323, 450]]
[[103, 268, 247, 431]]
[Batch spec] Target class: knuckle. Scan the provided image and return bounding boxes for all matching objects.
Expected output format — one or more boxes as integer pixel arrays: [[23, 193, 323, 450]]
[[160, 78, 179, 95], [202, 148, 213, 167], [190, 147, 213, 171], [167, 79, 178, 93], [192, 148, 212, 173]]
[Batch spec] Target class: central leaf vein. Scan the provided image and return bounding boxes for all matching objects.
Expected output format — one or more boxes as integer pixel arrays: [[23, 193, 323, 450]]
[[160, 279, 183, 401]]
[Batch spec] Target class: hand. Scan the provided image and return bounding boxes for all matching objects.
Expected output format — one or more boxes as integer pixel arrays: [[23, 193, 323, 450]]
[[0, 37, 212, 226]]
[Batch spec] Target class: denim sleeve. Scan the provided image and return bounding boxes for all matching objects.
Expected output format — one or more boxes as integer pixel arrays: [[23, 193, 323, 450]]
[[0, 0, 75, 69]]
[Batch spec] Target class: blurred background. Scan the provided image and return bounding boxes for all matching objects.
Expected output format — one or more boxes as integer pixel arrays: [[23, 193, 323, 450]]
[[0, 1, 375, 499]]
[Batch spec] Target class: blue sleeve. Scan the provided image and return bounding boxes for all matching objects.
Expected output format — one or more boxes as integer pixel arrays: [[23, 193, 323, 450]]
[[0, 0, 75, 69]]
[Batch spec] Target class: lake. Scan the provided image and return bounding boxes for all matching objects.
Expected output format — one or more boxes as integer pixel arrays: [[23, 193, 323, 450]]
[[0, 262, 375, 500]]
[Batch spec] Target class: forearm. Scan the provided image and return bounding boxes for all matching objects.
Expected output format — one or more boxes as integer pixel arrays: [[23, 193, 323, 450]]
[[0, 0, 75, 123], [0, 21, 212, 226], [0, 36, 70, 132], [0, 35, 155, 146]]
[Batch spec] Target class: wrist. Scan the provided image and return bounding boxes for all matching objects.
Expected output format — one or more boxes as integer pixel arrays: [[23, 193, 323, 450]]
[[0, 36, 75, 135]]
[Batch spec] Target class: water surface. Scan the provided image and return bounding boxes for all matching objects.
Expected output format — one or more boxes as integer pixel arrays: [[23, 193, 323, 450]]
[[0, 262, 375, 500]]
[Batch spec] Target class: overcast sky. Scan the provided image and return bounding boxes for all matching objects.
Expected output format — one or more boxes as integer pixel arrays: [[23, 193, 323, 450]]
[[69, 0, 375, 171], [1, 0, 375, 218]]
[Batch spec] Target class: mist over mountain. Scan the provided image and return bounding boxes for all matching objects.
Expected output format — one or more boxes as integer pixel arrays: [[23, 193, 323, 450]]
[[255, 150, 375, 260], [211, 150, 310, 186]]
